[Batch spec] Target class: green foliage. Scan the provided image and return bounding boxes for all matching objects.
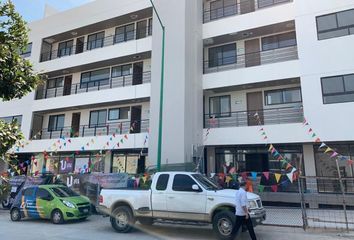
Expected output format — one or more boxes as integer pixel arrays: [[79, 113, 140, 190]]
[[0, 119, 23, 156], [0, 0, 40, 101]]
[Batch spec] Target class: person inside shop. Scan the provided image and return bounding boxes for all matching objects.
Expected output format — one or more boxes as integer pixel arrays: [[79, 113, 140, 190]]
[[233, 180, 257, 240]]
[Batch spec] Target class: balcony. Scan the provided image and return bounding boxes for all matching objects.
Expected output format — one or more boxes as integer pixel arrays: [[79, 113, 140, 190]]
[[31, 119, 149, 140], [203, 0, 292, 23], [40, 26, 152, 63], [204, 45, 297, 74], [35, 71, 151, 100], [204, 106, 303, 128]]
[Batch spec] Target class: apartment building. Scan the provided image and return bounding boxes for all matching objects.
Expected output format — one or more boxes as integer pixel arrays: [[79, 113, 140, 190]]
[[1, 0, 354, 205]]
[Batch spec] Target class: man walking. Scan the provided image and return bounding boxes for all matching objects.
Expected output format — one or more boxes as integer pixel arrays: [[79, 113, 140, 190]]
[[233, 181, 257, 240]]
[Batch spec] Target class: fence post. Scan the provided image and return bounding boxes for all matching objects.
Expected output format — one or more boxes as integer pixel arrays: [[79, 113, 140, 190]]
[[298, 175, 308, 231], [335, 159, 350, 232]]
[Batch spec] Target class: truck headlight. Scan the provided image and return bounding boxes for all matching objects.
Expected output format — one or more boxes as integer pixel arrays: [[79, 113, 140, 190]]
[[62, 200, 75, 208], [248, 200, 257, 209]]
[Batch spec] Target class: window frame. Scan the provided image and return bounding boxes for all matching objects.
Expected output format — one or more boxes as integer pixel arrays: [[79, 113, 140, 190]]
[[108, 107, 130, 121], [208, 43, 237, 68], [80, 68, 110, 89], [47, 77, 64, 89], [172, 174, 200, 192], [89, 109, 107, 128], [114, 23, 135, 44], [48, 114, 65, 131], [321, 73, 354, 104], [57, 39, 74, 57], [36, 188, 54, 201], [264, 87, 302, 105], [87, 31, 105, 50], [261, 31, 297, 51], [148, 18, 153, 36], [209, 95, 231, 118], [111, 64, 132, 78], [316, 8, 354, 40], [156, 174, 169, 191]]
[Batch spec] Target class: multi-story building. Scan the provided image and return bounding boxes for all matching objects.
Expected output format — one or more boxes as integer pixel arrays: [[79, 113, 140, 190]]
[[1, 0, 354, 205]]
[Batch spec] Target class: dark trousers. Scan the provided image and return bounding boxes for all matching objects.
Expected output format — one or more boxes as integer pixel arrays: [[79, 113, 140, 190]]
[[233, 215, 257, 240]]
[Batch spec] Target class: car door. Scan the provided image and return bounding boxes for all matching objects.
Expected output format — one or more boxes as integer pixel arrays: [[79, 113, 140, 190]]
[[151, 174, 169, 218], [35, 187, 54, 219], [166, 174, 207, 221], [22, 187, 39, 219]]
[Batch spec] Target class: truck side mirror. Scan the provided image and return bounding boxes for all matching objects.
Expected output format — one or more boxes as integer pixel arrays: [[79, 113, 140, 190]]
[[192, 184, 201, 192]]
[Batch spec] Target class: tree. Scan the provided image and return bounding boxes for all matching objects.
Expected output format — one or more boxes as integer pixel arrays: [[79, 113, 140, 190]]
[[0, 1, 40, 163]]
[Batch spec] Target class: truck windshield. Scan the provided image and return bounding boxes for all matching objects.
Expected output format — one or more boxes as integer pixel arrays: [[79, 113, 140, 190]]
[[192, 174, 221, 191], [50, 187, 79, 197]]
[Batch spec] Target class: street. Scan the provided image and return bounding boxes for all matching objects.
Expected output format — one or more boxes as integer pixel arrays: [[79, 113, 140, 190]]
[[0, 209, 353, 240]]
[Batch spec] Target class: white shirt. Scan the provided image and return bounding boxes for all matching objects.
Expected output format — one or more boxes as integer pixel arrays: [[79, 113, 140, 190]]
[[235, 188, 248, 216]]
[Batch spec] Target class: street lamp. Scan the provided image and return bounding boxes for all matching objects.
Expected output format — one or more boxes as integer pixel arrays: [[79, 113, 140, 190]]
[[149, 0, 165, 172]]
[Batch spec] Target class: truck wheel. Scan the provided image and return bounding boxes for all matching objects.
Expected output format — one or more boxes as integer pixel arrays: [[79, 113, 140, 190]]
[[110, 206, 135, 233], [10, 208, 21, 221], [138, 217, 154, 226], [212, 211, 235, 240]]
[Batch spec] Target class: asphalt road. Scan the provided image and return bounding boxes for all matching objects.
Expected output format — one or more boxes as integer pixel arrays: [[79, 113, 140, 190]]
[[0, 209, 353, 240]]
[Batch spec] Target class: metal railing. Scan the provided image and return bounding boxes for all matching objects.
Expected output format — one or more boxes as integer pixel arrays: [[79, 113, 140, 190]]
[[35, 71, 151, 100], [40, 26, 152, 62], [204, 45, 298, 74], [204, 106, 303, 128], [31, 119, 149, 140], [203, 0, 292, 23]]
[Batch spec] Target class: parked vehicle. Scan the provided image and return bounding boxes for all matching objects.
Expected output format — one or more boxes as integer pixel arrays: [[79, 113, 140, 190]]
[[1, 175, 26, 209], [98, 172, 266, 240], [10, 185, 91, 224]]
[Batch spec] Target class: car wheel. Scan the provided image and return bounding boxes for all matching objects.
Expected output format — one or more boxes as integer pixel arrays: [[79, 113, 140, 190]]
[[138, 217, 154, 226], [10, 208, 21, 222], [51, 209, 64, 224], [110, 206, 135, 233], [212, 211, 235, 240]]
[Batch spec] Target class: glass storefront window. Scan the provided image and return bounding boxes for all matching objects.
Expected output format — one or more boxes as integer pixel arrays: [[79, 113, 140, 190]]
[[111, 153, 141, 174]]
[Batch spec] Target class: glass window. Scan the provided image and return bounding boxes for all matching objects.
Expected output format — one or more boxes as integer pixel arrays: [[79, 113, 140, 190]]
[[322, 76, 344, 94], [80, 68, 110, 88], [87, 31, 105, 50], [89, 110, 107, 127], [316, 14, 338, 32], [148, 18, 153, 36], [156, 174, 169, 191], [322, 74, 354, 104], [262, 32, 296, 51], [337, 9, 354, 27], [0, 115, 22, 126], [210, 0, 223, 20], [108, 109, 119, 121], [137, 20, 147, 39], [50, 187, 79, 197], [47, 77, 63, 89], [265, 88, 302, 105], [208, 43, 236, 68], [112, 64, 132, 78], [48, 115, 65, 131], [21, 42, 32, 57], [172, 174, 198, 192], [36, 188, 53, 200], [115, 24, 135, 43], [57, 40, 73, 57], [344, 74, 354, 92], [209, 95, 231, 117], [112, 154, 126, 173]]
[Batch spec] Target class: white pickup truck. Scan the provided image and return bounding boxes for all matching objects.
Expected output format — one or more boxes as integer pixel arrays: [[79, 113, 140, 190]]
[[98, 172, 266, 240]]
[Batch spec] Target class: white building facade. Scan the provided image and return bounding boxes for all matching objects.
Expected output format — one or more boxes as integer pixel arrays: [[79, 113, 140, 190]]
[[1, 0, 354, 204]]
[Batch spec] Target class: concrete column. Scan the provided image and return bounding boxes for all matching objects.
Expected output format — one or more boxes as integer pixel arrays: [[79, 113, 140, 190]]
[[149, 0, 203, 168], [207, 147, 216, 174], [303, 144, 318, 194], [104, 152, 111, 173]]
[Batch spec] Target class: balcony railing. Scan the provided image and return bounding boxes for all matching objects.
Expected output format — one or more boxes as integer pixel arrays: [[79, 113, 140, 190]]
[[204, 106, 303, 128], [204, 45, 298, 74], [203, 0, 292, 23], [35, 71, 151, 100], [40, 26, 152, 62], [31, 119, 149, 140]]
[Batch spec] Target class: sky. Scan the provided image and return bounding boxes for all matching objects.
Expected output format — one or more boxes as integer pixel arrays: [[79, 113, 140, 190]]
[[11, 0, 94, 22]]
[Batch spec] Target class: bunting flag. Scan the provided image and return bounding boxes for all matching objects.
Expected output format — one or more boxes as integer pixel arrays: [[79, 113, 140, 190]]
[[347, 160, 354, 165], [268, 144, 274, 152], [324, 147, 333, 154], [330, 152, 338, 158], [271, 185, 278, 192], [319, 143, 326, 149], [241, 172, 248, 181], [274, 173, 281, 183], [263, 172, 270, 180], [251, 172, 257, 181], [124, 134, 128, 140], [315, 138, 321, 143], [258, 185, 265, 193]]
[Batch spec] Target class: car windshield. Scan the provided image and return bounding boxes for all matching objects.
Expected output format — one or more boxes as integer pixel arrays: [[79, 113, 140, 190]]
[[192, 174, 222, 191], [50, 187, 79, 197]]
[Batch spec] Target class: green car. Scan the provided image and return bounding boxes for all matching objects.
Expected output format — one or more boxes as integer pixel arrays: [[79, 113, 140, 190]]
[[10, 185, 91, 224]]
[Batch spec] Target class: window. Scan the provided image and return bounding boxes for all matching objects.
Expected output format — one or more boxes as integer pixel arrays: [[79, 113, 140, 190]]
[[48, 115, 65, 131], [208, 43, 236, 68], [47, 77, 63, 89], [148, 18, 153, 36], [321, 74, 354, 104], [209, 95, 231, 117], [262, 32, 297, 51], [89, 110, 107, 127], [115, 23, 135, 43], [316, 8, 354, 40], [57, 40, 73, 57], [21, 42, 32, 57], [80, 68, 110, 88], [108, 107, 129, 121], [111, 64, 132, 78], [172, 174, 198, 192], [209, 0, 237, 20], [265, 88, 302, 105], [156, 174, 169, 191], [0, 115, 22, 126], [23, 188, 34, 197], [87, 31, 105, 50], [36, 188, 53, 201], [258, 0, 290, 9], [50, 187, 79, 197], [136, 20, 147, 39]]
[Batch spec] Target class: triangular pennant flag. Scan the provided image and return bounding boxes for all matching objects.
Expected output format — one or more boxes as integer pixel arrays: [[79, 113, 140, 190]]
[[268, 144, 274, 152], [124, 135, 128, 140], [241, 172, 248, 181], [258, 185, 265, 193], [117, 143, 120, 147], [315, 138, 321, 143], [277, 156, 283, 161], [263, 136, 268, 140], [287, 172, 294, 183], [319, 143, 326, 149], [286, 163, 292, 170], [271, 185, 278, 192], [347, 160, 354, 165], [302, 118, 307, 125], [308, 128, 313, 133], [120, 139, 124, 143], [274, 173, 281, 183], [330, 152, 339, 158], [311, 133, 316, 138], [251, 172, 257, 180], [324, 147, 333, 154], [273, 151, 280, 157], [263, 172, 269, 181], [261, 132, 266, 136], [259, 128, 264, 132]]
